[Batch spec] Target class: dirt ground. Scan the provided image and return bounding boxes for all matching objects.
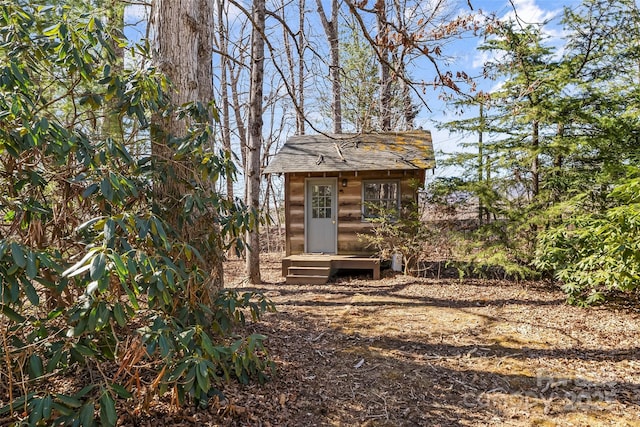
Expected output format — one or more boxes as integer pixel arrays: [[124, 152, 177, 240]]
[[167, 253, 640, 427]]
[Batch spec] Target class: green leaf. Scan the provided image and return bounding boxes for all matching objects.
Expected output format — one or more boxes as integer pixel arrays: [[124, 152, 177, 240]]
[[184, 195, 194, 214], [82, 183, 99, 198], [76, 216, 104, 234], [22, 278, 40, 306], [29, 397, 44, 425], [40, 117, 49, 131], [79, 402, 95, 426], [42, 394, 53, 419], [10, 61, 25, 85], [1, 304, 26, 322], [11, 242, 26, 268], [72, 343, 96, 357], [0, 240, 8, 260], [104, 219, 115, 244], [195, 362, 210, 394], [0, 393, 33, 416], [29, 354, 44, 378], [110, 253, 127, 278], [100, 177, 113, 201], [54, 393, 82, 409], [43, 23, 61, 37], [96, 302, 110, 329], [99, 390, 117, 427], [152, 218, 168, 245], [75, 385, 96, 399], [51, 401, 73, 417], [26, 251, 37, 279], [90, 252, 106, 281], [47, 348, 64, 373], [112, 303, 127, 327], [110, 383, 132, 399], [121, 280, 139, 310], [158, 334, 170, 358], [167, 361, 189, 382]]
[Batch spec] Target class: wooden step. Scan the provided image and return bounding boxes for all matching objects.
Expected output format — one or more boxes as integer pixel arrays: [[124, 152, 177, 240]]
[[286, 274, 329, 285], [282, 257, 332, 276], [281, 255, 381, 280], [289, 259, 331, 267], [288, 266, 331, 276]]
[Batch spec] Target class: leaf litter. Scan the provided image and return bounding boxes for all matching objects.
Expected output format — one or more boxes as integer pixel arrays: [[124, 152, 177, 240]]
[[125, 253, 640, 426]]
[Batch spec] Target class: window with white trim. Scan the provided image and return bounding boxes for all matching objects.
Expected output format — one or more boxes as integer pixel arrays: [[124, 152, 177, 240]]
[[362, 180, 400, 218]]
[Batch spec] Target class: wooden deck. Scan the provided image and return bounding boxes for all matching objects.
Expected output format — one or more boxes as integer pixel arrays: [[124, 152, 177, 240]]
[[282, 254, 381, 284]]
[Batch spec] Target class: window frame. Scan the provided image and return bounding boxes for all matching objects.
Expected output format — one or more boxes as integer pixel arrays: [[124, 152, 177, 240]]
[[361, 179, 401, 220]]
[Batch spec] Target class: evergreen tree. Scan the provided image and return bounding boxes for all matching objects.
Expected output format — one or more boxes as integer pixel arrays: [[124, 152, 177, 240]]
[[535, 0, 640, 304], [439, 0, 640, 302]]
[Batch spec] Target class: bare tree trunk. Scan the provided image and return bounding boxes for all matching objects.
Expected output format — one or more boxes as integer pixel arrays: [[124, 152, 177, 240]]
[[245, 0, 266, 284], [216, 0, 234, 200], [391, 0, 414, 130], [268, 178, 283, 252], [151, 0, 224, 297], [228, 57, 248, 197], [298, 0, 306, 135], [399, 68, 414, 129], [376, 0, 391, 131], [282, 0, 307, 136], [316, 0, 342, 134]]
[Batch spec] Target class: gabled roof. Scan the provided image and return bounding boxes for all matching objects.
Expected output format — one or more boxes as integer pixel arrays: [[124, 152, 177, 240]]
[[263, 130, 435, 174]]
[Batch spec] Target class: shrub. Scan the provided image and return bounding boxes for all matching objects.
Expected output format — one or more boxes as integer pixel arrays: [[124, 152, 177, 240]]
[[535, 177, 640, 305], [0, 4, 273, 425]]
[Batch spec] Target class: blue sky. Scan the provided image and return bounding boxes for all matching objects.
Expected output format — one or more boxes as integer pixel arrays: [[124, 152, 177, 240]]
[[420, 0, 583, 179], [123, 0, 584, 181]]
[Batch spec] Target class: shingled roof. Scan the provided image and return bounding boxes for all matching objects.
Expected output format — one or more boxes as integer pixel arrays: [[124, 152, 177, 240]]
[[263, 130, 435, 174]]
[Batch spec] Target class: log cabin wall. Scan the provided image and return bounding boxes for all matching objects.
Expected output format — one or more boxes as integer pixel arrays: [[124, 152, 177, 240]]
[[284, 169, 426, 255]]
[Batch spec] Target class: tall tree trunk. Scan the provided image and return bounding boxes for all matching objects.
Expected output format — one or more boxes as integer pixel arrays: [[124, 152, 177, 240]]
[[376, 0, 391, 131], [392, 0, 414, 130], [399, 66, 414, 130], [297, 0, 306, 135], [281, 0, 298, 134], [229, 60, 248, 193], [316, 0, 342, 134], [478, 102, 484, 225], [245, 0, 266, 284], [216, 0, 234, 200], [531, 119, 539, 198], [151, 0, 224, 297]]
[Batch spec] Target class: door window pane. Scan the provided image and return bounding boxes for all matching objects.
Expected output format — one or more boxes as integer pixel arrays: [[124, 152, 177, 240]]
[[312, 184, 332, 218]]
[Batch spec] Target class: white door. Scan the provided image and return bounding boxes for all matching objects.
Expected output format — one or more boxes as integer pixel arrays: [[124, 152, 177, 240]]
[[306, 178, 337, 253]]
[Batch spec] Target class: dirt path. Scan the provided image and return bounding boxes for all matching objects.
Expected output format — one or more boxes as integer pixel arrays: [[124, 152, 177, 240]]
[[187, 253, 640, 426]]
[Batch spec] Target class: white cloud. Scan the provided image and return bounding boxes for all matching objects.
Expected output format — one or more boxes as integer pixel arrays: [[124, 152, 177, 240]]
[[124, 4, 150, 24], [468, 0, 571, 70], [501, 0, 563, 25]]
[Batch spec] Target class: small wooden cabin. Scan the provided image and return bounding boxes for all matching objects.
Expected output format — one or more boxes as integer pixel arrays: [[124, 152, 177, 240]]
[[264, 130, 435, 259]]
